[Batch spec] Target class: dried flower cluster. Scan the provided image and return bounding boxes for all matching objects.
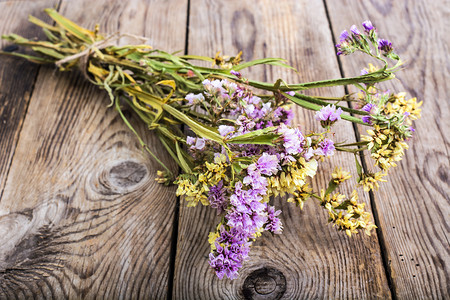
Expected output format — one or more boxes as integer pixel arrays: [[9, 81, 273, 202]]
[[1, 12, 421, 279]]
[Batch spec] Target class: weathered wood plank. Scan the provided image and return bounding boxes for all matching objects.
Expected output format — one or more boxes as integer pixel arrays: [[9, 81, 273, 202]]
[[325, 0, 449, 298], [0, 0, 187, 298], [173, 0, 390, 298], [0, 1, 58, 200]]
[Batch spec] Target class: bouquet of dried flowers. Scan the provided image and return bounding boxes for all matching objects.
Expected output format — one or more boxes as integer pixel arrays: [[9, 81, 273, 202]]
[[1, 10, 421, 280]]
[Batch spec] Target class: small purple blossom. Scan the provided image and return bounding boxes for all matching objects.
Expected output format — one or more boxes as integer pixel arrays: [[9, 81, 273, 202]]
[[315, 104, 342, 127], [209, 243, 242, 279], [350, 25, 361, 36], [230, 70, 242, 78], [362, 116, 372, 124], [278, 124, 305, 155], [362, 20, 374, 32], [315, 138, 335, 157], [218, 125, 236, 137], [362, 103, 377, 114], [339, 30, 350, 42], [265, 205, 283, 234], [255, 153, 280, 176], [209, 181, 228, 214], [286, 91, 295, 96], [186, 136, 206, 150], [378, 39, 393, 53], [185, 93, 205, 105]]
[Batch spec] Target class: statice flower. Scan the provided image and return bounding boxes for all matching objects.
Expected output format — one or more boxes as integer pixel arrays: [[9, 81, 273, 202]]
[[315, 104, 342, 127], [378, 39, 393, 53], [278, 124, 305, 155], [361, 103, 378, 124], [186, 136, 206, 150], [218, 125, 236, 137], [254, 153, 280, 176], [315, 138, 335, 157], [350, 25, 361, 36], [208, 181, 228, 214], [209, 243, 242, 279], [185, 92, 205, 105], [362, 20, 374, 32], [265, 205, 283, 234]]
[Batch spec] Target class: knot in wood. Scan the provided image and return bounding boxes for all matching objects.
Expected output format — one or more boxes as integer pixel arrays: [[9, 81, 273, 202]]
[[242, 267, 286, 300], [108, 160, 147, 188]]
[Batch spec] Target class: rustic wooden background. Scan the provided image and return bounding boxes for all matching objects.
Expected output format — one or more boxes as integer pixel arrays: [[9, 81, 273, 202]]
[[0, 0, 448, 299]]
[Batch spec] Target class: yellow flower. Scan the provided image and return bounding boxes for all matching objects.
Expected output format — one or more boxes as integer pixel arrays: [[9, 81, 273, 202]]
[[358, 172, 387, 192], [331, 167, 352, 184]]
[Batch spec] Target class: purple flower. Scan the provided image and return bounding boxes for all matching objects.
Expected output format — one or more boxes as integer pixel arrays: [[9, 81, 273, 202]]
[[265, 205, 283, 234], [362, 103, 377, 114], [230, 70, 242, 78], [339, 30, 350, 42], [350, 25, 360, 36], [255, 153, 280, 176], [378, 39, 393, 53], [185, 93, 205, 105], [286, 91, 295, 96], [362, 116, 372, 124], [362, 20, 374, 32], [218, 125, 235, 137], [360, 68, 369, 75], [209, 181, 228, 214], [186, 136, 196, 145], [315, 104, 342, 126], [278, 124, 304, 155], [186, 136, 206, 150], [315, 138, 335, 157], [209, 243, 242, 280]]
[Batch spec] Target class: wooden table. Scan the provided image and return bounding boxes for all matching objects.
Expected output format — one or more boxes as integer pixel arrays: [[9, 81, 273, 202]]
[[0, 0, 448, 299]]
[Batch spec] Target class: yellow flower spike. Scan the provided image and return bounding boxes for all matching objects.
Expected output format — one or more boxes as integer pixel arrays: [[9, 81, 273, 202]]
[[332, 167, 352, 184]]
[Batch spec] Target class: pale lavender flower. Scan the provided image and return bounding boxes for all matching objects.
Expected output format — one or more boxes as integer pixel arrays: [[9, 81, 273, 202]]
[[265, 205, 283, 234], [340, 30, 350, 42], [350, 25, 360, 36], [256, 153, 280, 176], [186, 136, 196, 145], [209, 181, 228, 214], [315, 104, 343, 122], [286, 91, 295, 96], [185, 93, 205, 105], [218, 125, 235, 137], [187, 136, 206, 150], [278, 124, 304, 155], [315, 138, 335, 157]]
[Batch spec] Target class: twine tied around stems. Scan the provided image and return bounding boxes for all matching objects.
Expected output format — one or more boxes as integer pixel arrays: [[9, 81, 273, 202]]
[[55, 32, 149, 78]]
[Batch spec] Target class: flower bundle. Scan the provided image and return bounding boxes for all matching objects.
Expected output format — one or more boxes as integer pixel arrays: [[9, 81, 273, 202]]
[[1, 11, 421, 280]]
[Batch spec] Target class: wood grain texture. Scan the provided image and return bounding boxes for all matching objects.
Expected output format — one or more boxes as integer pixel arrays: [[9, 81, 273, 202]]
[[325, 0, 449, 298], [0, 0, 186, 298], [173, 0, 390, 298], [0, 1, 58, 200]]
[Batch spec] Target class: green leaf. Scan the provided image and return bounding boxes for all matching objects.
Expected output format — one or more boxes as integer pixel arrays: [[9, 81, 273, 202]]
[[226, 127, 279, 145], [176, 141, 192, 174], [45, 8, 95, 44], [355, 155, 363, 180], [162, 104, 224, 145], [325, 180, 338, 196]]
